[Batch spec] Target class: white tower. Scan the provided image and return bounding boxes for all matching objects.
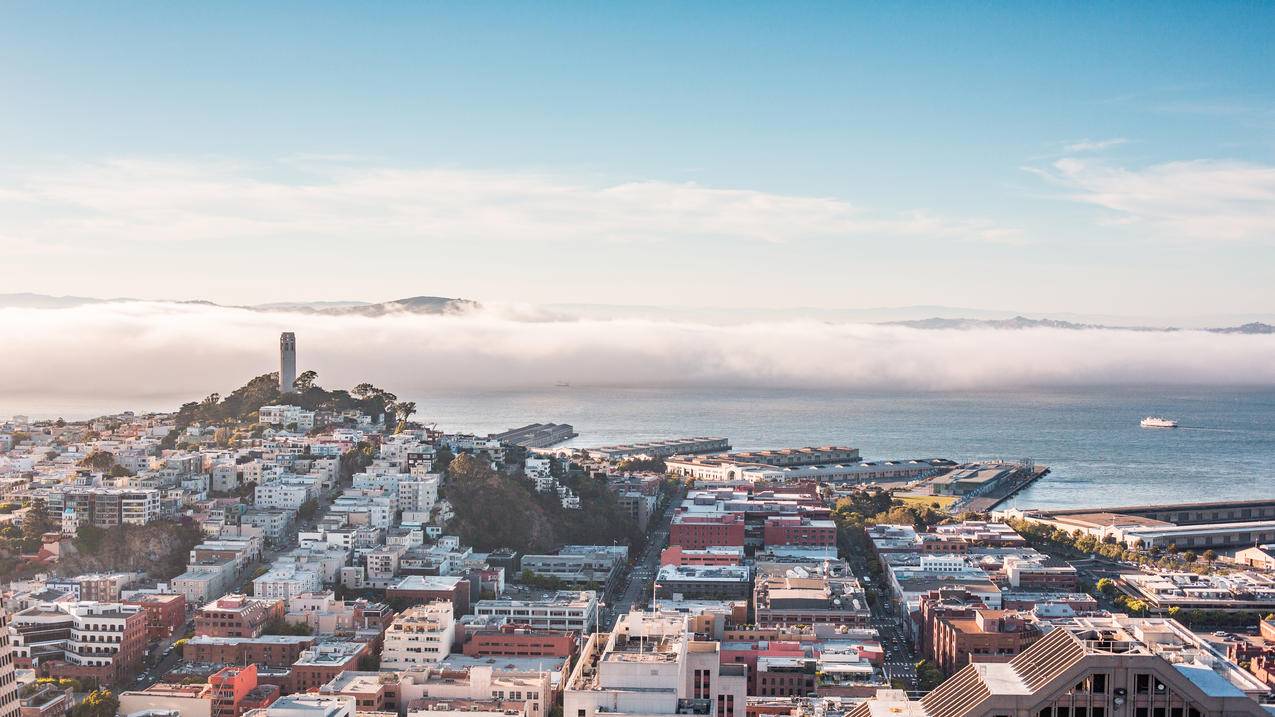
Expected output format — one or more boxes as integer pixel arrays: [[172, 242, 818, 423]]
[[280, 332, 297, 394]]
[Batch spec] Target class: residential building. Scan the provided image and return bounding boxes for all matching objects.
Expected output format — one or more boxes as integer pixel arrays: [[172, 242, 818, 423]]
[[291, 641, 368, 693], [382, 603, 456, 669], [183, 635, 315, 668], [9, 601, 147, 686], [669, 513, 746, 550], [195, 595, 285, 638], [564, 609, 747, 717]]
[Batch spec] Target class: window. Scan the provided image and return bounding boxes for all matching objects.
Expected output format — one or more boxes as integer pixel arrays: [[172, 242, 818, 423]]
[[1136, 674, 1150, 695]]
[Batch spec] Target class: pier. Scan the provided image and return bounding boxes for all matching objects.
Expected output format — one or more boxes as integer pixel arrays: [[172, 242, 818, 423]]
[[953, 464, 1051, 513]]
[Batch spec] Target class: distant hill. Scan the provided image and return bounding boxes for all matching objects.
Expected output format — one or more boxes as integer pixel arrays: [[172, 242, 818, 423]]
[[312, 296, 479, 316], [1208, 322, 1275, 335], [883, 315, 1275, 334], [0, 293, 479, 316]]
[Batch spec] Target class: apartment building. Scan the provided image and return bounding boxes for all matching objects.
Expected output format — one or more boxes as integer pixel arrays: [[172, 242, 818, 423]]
[[669, 513, 746, 550], [0, 611, 16, 717], [382, 603, 456, 669], [54, 487, 161, 528], [565, 610, 747, 717], [183, 635, 315, 668], [291, 642, 368, 693], [461, 624, 577, 659], [209, 664, 281, 717], [253, 565, 324, 602], [762, 516, 837, 550], [195, 595, 285, 638], [9, 601, 147, 686]]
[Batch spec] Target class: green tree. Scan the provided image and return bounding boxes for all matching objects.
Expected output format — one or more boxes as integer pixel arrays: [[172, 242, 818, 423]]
[[71, 690, 118, 717], [79, 451, 116, 473], [1096, 578, 1117, 597], [294, 370, 319, 392], [1202, 549, 1217, 562], [262, 615, 314, 636], [915, 659, 946, 691]]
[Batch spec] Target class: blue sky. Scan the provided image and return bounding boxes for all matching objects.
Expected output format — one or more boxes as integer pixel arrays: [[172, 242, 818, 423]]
[[1, 1, 1273, 317]]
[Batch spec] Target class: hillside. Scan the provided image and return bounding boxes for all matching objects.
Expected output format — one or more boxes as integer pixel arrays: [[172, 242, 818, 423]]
[[442, 454, 641, 554]]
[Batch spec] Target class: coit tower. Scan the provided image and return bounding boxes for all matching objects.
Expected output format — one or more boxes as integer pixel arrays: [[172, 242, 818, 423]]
[[280, 332, 297, 394]]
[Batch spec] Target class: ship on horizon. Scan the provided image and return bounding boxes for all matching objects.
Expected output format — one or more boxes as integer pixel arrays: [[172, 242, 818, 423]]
[[1140, 416, 1179, 428]]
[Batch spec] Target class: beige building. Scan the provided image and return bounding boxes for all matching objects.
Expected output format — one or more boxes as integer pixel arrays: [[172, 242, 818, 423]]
[[848, 616, 1272, 717]]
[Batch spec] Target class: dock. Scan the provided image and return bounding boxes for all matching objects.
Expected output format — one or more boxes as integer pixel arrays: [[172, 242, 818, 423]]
[[491, 423, 578, 448], [954, 465, 1050, 513]]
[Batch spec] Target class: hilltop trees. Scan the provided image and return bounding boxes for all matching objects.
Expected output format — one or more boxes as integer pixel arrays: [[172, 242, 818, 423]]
[[442, 454, 639, 554]]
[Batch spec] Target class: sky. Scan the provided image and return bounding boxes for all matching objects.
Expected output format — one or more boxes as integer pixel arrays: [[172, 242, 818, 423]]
[[1, 2, 1274, 318]]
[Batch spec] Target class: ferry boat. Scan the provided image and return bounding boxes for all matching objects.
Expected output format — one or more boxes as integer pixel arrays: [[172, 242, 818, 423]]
[[1140, 416, 1178, 428]]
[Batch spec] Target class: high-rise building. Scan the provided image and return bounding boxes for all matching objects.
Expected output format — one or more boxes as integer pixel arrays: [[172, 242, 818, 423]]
[[0, 610, 18, 717], [280, 332, 297, 394], [848, 616, 1273, 717]]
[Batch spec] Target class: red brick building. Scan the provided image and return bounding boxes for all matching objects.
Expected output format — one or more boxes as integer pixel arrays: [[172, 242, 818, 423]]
[[124, 593, 187, 641], [762, 516, 837, 549], [660, 545, 744, 566], [183, 635, 315, 668], [930, 609, 1041, 675], [289, 642, 367, 693], [669, 513, 745, 549], [461, 624, 577, 659], [385, 576, 472, 616], [195, 595, 285, 638]]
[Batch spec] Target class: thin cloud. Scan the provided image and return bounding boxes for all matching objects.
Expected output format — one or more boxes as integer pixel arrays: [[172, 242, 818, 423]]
[[0, 158, 1013, 247], [1030, 157, 1275, 241], [1063, 138, 1128, 153]]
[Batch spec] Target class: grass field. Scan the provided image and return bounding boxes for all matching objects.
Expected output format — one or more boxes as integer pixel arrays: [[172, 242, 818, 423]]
[[893, 492, 958, 510]]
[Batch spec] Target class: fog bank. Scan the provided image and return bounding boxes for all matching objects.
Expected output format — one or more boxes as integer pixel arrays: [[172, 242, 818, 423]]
[[2, 301, 1273, 414]]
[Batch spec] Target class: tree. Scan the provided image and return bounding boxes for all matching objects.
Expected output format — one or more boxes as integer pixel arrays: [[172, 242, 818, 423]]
[[1181, 550, 1197, 563], [1096, 578, 1117, 597], [262, 615, 314, 636], [396, 401, 417, 423], [1202, 549, 1217, 562], [72, 690, 118, 717], [294, 370, 319, 392], [79, 451, 116, 473], [915, 659, 946, 691]]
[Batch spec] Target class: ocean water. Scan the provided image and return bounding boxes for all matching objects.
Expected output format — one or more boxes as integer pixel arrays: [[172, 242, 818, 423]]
[[6, 385, 1273, 510], [411, 385, 1275, 510]]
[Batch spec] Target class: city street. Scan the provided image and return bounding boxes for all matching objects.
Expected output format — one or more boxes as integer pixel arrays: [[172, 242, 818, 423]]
[[605, 490, 680, 628]]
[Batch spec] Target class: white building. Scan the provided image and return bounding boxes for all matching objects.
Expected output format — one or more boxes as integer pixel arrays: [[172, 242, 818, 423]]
[[564, 609, 746, 717], [382, 602, 456, 669], [0, 610, 17, 717], [253, 565, 324, 601], [250, 694, 354, 717], [472, 591, 598, 632]]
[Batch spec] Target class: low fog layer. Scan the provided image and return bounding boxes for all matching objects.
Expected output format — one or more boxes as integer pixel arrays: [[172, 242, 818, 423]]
[[3, 301, 1273, 412]]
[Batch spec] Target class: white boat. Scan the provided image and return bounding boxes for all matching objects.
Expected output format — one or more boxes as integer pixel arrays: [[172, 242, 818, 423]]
[[1140, 416, 1178, 428]]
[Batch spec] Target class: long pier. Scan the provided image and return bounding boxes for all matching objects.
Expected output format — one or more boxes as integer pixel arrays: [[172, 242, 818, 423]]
[[957, 465, 1050, 513]]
